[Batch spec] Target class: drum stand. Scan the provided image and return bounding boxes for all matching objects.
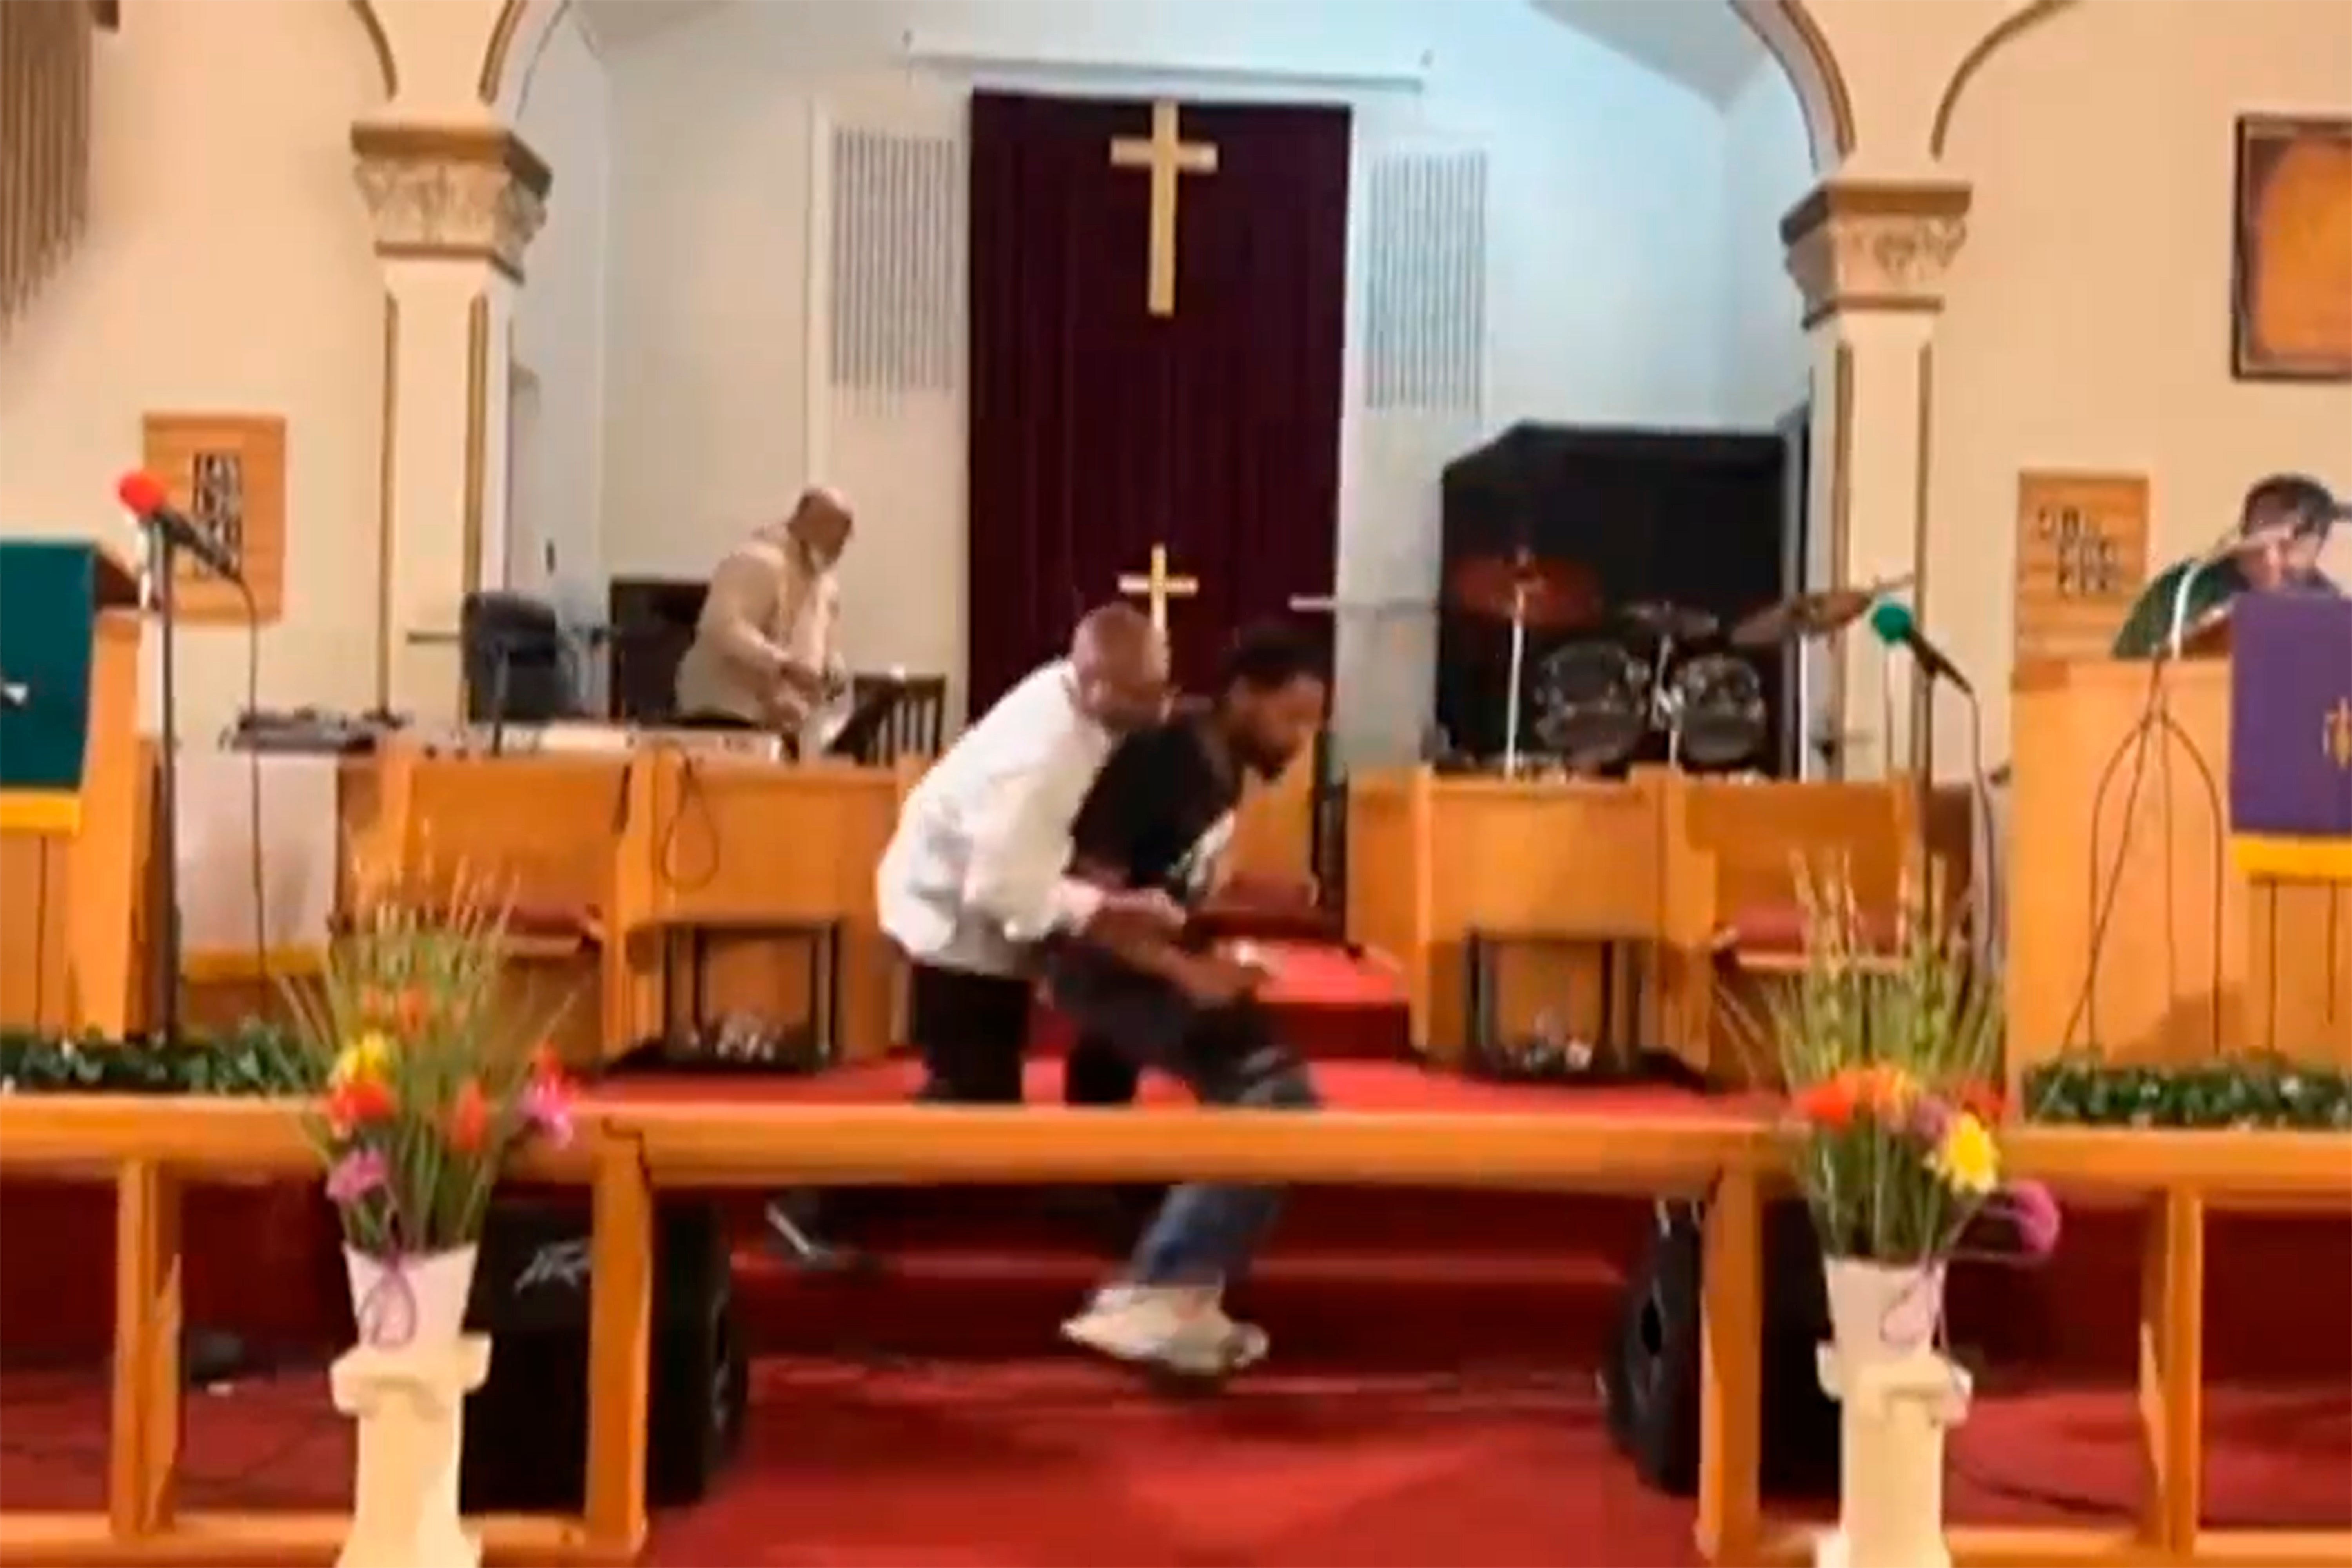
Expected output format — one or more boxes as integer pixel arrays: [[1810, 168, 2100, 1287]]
[[1648, 632, 1684, 770], [1503, 583, 1529, 776]]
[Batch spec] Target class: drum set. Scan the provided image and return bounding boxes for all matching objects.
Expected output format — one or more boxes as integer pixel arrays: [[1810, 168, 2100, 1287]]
[[1439, 552, 1907, 778]]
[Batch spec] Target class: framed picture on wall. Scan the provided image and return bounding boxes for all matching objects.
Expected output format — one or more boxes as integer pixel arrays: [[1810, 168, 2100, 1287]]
[[2231, 114, 2352, 381]]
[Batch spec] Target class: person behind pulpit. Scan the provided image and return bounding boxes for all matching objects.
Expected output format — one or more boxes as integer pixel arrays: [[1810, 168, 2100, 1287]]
[[673, 488, 853, 744], [2111, 474, 2343, 657]]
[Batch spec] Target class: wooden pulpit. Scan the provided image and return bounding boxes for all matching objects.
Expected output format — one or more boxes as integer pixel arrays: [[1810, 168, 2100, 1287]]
[[0, 541, 145, 1036], [2006, 653, 2352, 1094]]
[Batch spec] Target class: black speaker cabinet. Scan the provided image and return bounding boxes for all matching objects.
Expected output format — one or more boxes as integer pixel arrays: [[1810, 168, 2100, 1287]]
[[459, 1197, 747, 1513], [1601, 1198, 1840, 1499]]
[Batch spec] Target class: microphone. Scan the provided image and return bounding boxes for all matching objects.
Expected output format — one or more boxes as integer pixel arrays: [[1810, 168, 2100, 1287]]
[[116, 471, 244, 584], [1867, 600, 1973, 696]]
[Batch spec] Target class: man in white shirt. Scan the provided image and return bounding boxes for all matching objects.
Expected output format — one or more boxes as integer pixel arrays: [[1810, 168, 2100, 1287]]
[[877, 604, 1182, 1103]]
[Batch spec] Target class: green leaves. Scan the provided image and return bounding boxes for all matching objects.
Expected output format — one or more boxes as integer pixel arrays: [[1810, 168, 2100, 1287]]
[[0, 1021, 316, 1094], [2026, 1054, 2352, 1129]]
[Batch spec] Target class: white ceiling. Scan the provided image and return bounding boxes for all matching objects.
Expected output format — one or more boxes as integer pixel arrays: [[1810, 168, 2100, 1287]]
[[575, 0, 724, 52], [575, 0, 1769, 105], [1531, 0, 1767, 105]]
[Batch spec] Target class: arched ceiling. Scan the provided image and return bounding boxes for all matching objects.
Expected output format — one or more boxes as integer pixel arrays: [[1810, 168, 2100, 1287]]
[[578, 0, 1771, 105], [1531, 0, 1768, 105]]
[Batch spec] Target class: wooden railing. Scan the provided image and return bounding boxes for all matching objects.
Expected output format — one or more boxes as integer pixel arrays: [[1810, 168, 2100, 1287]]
[[0, 1099, 2343, 1567]]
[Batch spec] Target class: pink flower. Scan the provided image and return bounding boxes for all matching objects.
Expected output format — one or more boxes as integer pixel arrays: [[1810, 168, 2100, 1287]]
[[1910, 1094, 1954, 1143], [327, 1148, 388, 1207], [520, 1075, 574, 1148], [1998, 1179, 2062, 1260]]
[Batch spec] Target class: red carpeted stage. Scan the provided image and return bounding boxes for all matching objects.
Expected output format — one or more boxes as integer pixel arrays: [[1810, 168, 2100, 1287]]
[[3, 1054, 2347, 1564], [3, 932, 2348, 1564]]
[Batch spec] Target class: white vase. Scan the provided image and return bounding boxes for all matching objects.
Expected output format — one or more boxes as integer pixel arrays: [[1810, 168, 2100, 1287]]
[[1815, 1254, 1968, 1568], [344, 1245, 479, 1350], [1822, 1254, 1945, 1363]]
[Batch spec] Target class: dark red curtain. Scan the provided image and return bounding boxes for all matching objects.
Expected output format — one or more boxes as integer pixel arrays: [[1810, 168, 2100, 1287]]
[[967, 92, 1350, 709]]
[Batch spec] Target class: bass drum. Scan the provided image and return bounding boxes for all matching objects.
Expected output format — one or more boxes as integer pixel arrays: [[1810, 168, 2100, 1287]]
[[1667, 653, 1766, 770], [1533, 642, 1649, 771]]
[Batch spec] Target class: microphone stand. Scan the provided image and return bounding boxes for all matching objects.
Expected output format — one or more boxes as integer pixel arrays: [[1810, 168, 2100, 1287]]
[[145, 528, 185, 1047], [486, 637, 516, 757]]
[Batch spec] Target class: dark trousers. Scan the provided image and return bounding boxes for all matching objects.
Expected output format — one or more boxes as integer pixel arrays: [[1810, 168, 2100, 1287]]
[[676, 710, 796, 758], [909, 962, 1153, 1108], [911, 963, 1033, 1104]]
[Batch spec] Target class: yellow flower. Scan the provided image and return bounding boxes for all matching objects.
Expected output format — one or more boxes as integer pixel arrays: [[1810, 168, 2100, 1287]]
[[332, 1030, 394, 1087], [1930, 1111, 2000, 1196]]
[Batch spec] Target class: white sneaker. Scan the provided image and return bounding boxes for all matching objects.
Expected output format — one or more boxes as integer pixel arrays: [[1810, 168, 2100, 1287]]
[[1060, 1283, 1270, 1377]]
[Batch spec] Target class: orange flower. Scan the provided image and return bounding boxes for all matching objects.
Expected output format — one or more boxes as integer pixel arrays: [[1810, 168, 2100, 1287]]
[[1958, 1080, 2005, 1123], [1794, 1074, 1858, 1130], [394, 988, 429, 1032], [325, 1075, 396, 1138], [358, 987, 390, 1023], [448, 1079, 490, 1153], [1856, 1065, 1918, 1118]]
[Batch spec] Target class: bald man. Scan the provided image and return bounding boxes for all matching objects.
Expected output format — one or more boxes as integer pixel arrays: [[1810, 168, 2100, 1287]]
[[675, 488, 853, 742], [877, 605, 1180, 1103]]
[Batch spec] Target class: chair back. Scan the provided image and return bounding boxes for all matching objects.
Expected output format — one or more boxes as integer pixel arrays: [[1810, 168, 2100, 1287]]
[[848, 673, 947, 764]]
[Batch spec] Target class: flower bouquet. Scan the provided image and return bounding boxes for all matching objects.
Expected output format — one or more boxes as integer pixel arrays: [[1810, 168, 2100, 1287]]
[[1743, 861, 2059, 1364], [279, 887, 576, 1349]]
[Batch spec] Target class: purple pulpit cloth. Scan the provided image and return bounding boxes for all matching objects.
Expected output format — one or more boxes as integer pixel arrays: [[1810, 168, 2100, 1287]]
[[2229, 592, 2352, 878]]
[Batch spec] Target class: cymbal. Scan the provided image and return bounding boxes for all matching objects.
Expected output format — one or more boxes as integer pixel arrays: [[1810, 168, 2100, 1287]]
[[1447, 552, 1600, 632], [1620, 601, 1718, 642], [1730, 576, 1916, 649]]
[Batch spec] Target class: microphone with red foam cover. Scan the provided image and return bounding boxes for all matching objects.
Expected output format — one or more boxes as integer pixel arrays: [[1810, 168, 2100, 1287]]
[[115, 470, 243, 583]]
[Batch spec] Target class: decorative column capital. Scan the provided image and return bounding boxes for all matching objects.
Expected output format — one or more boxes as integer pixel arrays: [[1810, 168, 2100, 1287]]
[[1780, 180, 1971, 331], [350, 121, 552, 283]]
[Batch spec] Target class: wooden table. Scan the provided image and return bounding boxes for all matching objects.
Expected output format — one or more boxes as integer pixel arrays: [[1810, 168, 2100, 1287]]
[[1343, 766, 1950, 1078], [3, 1095, 2344, 1568]]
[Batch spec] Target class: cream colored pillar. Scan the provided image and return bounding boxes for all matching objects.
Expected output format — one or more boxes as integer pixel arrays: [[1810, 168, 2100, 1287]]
[[351, 122, 548, 719], [1783, 181, 1970, 780]]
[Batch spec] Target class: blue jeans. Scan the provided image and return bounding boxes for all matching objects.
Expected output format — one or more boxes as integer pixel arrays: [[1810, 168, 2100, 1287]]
[[1045, 954, 1321, 1286]]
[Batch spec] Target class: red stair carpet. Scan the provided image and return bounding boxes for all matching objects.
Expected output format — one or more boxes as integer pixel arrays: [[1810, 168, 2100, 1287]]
[[3, 937, 2348, 1563]]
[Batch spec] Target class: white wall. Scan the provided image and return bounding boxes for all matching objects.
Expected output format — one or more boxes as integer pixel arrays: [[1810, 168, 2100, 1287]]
[[1719, 59, 1814, 429], [0, 0, 385, 739], [599, 0, 1798, 725], [512, 8, 613, 695], [1929, 0, 2352, 766]]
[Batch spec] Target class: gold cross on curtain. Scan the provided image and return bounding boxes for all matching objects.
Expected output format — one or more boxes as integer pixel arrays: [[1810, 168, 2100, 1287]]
[[1108, 102, 1219, 318], [1117, 544, 1200, 633]]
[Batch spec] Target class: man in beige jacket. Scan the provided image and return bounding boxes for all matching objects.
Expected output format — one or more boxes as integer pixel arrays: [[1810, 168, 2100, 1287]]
[[674, 488, 853, 742]]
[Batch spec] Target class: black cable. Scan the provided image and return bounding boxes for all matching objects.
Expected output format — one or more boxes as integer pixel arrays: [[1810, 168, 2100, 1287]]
[[2052, 652, 2170, 1063], [1961, 689, 1999, 955], [234, 574, 268, 991], [654, 744, 722, 893]]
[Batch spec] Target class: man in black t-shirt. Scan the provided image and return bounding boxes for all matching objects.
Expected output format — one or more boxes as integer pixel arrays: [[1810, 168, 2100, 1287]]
[[1047, 624, 1329, 1379]]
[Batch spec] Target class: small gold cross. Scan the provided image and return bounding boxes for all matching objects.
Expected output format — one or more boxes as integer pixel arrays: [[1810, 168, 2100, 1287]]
[[1116, 544, 1200, 634]]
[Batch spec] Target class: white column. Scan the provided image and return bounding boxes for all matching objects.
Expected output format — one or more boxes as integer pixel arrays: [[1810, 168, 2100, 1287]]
[[1815, 1347, 1973, 1568], [1783, 181, 1969, 780], [351, 120, 548, 720], [331, 1336, 493, 1568]]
